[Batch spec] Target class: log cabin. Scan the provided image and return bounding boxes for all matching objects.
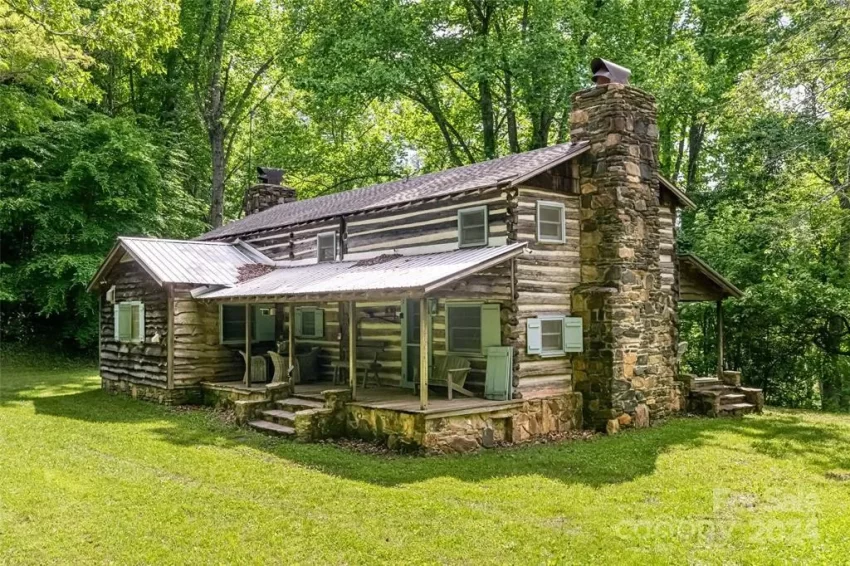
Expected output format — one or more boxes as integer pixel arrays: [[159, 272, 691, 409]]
[[87, 60, 762, 452]]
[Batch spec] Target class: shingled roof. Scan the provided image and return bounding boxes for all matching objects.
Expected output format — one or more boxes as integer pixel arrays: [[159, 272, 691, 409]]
[[199, 142, 590, 241]]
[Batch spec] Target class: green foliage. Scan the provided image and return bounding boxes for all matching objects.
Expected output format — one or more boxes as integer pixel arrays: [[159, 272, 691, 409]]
[[0, 109, 206, 347]]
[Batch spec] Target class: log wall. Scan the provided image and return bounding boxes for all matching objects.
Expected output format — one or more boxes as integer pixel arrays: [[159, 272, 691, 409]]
[[508, 184, 581, 399], [99, 259, 168, 387]]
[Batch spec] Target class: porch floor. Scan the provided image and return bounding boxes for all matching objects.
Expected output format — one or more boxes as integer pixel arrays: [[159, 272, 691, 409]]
[[295, 382, 522, 417]]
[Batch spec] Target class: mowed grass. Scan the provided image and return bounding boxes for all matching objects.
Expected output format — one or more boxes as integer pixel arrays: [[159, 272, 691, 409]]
[[1, 357, 849, 565]]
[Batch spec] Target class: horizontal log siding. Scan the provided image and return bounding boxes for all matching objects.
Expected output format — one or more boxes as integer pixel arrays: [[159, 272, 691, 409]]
[[346, 191, 508, 255], [659, 197, 676, 292], [172, 287, 243, 385], [509, 184, 582, 399], [100, 260, 168, 387]]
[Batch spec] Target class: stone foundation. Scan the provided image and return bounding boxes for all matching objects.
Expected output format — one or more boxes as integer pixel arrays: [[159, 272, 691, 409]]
[[101, 376, 202, 405], [346, 393, 583, 453]]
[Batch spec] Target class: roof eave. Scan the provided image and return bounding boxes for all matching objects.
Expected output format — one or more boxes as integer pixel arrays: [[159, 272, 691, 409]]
[[508, 142, 589, 188], [678, 252, 743, 299], [657, 174, 697, 210]]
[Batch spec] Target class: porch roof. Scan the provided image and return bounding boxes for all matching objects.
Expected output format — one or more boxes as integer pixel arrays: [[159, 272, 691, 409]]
[[193, 243, 528, 301], [678, 252, 743, 301]]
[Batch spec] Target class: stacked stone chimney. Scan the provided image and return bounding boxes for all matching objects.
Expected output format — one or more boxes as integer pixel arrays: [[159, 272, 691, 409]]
[[243, 167, 296, 216], [569, 80, 679, 431]]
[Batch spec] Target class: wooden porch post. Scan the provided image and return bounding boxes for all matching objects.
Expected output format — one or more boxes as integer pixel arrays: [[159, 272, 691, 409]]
[[419, 297, 430, 410], [244, 303, 252, 386], [716, 300, 724, 378], [348, 300, 357, 400], [288, 303, 296, 383]]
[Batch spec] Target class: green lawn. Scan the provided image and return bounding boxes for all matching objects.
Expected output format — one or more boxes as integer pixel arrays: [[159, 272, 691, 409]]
[[1, 358, 849, 565]]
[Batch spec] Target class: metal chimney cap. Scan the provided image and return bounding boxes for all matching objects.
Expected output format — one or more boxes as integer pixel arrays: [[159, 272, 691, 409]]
[[591, 58, 631, 85], [256, 166, 285, 186]]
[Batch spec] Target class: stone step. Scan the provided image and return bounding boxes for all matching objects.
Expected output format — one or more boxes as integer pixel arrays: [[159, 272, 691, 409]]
[[261, 409, 297, 425], [720, 393, 746, 403], [277, 397, 324, 411], [719, 402, 756, 416], [248, 420, 296, 436], [691, 378, 722, 389]]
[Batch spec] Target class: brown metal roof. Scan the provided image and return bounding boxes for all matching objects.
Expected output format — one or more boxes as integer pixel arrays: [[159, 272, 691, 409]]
[[199, 142, 589, 241], [193, 243, 528, 301]]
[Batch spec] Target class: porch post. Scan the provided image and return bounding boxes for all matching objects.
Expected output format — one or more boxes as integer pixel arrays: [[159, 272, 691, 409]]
[[288, 303, 296, 383], [716, 300, 724, 378], [419, 297, 430, 410], [244, 303, 252, 386], [348, 300, 357, 401]]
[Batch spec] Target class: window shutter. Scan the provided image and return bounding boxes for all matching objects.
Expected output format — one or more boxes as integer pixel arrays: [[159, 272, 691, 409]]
[[136, 303, 145, 342], [294, 308, 303, 337], [564, 317, 583, 352], [314, 309, 325, 338], [253, 306, 275, 341], [113, 304, 121, 341], [526, 318, 542, 354], [484, 346, 513, 400], [117, 304, 133, 342], [480, 304, 502, 352]]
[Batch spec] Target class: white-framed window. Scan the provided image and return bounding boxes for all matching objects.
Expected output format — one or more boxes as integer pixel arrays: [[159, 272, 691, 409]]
[[457, 205, 488, 248], [537, 200, 566, 243], [446, 302, 501, 354], [526, 315, 583, 356], [114, 301, 144, 343], [219, 304, 276, 344], [317, 232, 337, 262], [295, 307, 324, 338]]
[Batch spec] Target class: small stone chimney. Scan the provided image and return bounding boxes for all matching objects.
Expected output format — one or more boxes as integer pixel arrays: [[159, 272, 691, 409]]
[[243, 167, 296, 216], [569, 60, 679, 431]]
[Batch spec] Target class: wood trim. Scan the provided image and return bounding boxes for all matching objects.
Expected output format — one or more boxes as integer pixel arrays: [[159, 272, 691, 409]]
[[166, 284, 174, 389], [419, 298, 430, 410], [349, 300, 357, 400], [288, 303, 296, 379]]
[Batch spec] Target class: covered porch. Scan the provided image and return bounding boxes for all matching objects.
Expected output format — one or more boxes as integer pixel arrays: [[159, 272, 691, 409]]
[[195, 244, 528, 413]]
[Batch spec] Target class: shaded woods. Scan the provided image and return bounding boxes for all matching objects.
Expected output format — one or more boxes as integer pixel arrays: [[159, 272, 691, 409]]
[[1, 0, 848, 410]]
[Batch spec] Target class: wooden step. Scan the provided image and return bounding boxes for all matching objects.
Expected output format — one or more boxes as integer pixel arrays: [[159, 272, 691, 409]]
[[277, 397, 324, 411], [248, 420, 295, 436], [261, 409, 297, 424]]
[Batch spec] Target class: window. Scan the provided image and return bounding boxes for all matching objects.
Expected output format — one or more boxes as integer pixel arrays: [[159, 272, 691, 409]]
[[295, 307, 324, 338], [446, 303, 502, 354], [317, 232, 337, 262], [526, 316, 583, 356], [220, 304, 276, 344], [537, 201, 565, 243], [457, 206, 488, 248], [114, 301, 144, 343]]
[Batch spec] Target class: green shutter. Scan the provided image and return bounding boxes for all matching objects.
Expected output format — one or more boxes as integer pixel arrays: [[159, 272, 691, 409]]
[[117, 304, 133, 342], [526, 318, 542, 354], [253, 305, 275, 341], [113, 304, 121, 341], [564, 317, 583, 352], [480, 303, 501, 353], [314, 309, 324, 338], [484, 346, 513, 400], [135, 303, 145, 342], [294, 308, 303, 337]]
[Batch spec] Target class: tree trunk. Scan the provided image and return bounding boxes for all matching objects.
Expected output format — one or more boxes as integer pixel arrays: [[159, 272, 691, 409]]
[[686, 118, 706, 190], [479, 79, 496, 159], [209, 124, 226, 228]]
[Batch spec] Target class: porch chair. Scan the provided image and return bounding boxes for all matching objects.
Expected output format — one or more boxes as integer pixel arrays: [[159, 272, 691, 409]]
[[239, 350, 268, 385], [268, 351, 299, 384], [414, 355, 474, 400]]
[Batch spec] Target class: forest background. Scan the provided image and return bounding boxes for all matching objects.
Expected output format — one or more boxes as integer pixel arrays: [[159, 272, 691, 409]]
[[1, 0, 848, 410]]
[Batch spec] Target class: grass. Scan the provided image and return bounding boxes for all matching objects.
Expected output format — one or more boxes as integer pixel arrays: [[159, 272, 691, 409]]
[[1, 356, 849, 565]]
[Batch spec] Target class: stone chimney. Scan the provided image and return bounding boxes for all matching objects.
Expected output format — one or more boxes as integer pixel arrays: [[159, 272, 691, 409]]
[[243, 167, 296, 216], [569, 61, 679, 431]]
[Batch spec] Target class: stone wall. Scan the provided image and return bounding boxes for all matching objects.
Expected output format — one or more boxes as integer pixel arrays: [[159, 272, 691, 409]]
[[345, 393, 583, 453], [569, 83, 679, 431], [102, 376, 201, 405]]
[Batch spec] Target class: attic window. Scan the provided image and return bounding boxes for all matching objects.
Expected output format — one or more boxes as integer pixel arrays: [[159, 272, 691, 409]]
[[317, 232, 336, 262], [458, 206, 488, 248]]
